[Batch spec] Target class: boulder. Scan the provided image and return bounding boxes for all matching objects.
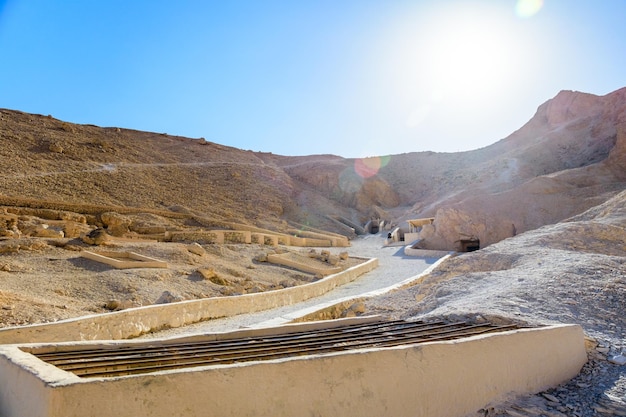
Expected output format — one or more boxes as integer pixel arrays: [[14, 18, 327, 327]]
[[187, 243, 206, 256], [155, 291, 184, 304], [128, 213, 169, 235], [18, 221, 64, 238], [63, 222, 92, 239], [34, 224, 64, 238], [81, 228, 110, 245], [100, 212, 131, 236]]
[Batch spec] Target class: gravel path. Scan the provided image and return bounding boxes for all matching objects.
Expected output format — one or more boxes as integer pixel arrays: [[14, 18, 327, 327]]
[[141, 235, 444, 338]]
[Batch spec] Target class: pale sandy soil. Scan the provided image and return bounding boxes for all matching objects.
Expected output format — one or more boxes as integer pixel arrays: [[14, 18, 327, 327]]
[[0, 238, 359, 328]]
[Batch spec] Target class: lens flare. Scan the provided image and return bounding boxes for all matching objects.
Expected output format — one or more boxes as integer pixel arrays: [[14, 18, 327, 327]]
[[354, 155, 391, 179], [515, 0, 543, 18], [338, 156, 392, 194]]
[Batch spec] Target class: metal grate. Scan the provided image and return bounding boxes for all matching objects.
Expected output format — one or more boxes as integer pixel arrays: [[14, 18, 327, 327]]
[[29, 319, 519, 378]]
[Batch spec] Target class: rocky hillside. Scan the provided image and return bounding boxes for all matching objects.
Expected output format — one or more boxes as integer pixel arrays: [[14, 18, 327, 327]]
[[401, 88, 626, 250], [1, 87, 625, 249], [273, 87, 626, 250]]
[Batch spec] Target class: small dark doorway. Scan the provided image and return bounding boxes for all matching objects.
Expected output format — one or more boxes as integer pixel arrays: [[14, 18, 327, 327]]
[[460, 239, 480, 252]]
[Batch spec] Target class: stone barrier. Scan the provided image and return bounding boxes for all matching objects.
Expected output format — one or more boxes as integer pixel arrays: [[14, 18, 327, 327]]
[[266, 253, 343, 276], [80, 251, 168, 269], [0, 257, 377, 344], [0, 323, 587, 417]]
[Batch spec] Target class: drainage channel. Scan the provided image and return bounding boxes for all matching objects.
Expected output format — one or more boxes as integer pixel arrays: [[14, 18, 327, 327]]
[[27, 319, 519, 378]]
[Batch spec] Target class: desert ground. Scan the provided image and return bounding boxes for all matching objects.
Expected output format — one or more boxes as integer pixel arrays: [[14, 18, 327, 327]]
[[367, 190, 626, 416], [0, 237, 360, 328]]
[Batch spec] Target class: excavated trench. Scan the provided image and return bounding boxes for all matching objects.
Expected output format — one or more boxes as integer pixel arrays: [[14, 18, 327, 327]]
[[27, 318, 520, 378]]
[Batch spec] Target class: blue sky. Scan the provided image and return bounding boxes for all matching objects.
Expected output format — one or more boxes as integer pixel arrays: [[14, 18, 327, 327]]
[[1, 1, 624, 157]]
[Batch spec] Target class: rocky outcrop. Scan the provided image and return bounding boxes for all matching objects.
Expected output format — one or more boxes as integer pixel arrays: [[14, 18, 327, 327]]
[[100, 212, 131, 236], [541, 90, 603, 127], [411, 88, 626, 251], [81, 228, 110, 245]]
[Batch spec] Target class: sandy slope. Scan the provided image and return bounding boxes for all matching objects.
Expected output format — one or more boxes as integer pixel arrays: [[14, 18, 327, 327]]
[[365, 190, 626, 416]]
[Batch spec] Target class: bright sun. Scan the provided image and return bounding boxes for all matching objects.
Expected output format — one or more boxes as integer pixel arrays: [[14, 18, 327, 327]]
[[421, 9, 522, 104], [381, 3, 532, 131]]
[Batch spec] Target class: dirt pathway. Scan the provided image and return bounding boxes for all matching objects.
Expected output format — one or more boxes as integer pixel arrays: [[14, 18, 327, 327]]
[[141, 235, 445, 338]]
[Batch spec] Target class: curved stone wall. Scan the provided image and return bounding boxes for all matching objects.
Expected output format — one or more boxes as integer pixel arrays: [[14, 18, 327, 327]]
[[0, 257, 377, 344]]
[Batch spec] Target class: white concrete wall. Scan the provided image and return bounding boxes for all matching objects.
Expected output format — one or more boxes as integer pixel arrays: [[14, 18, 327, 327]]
[[0, 324, 587, 417], [0, 258, 377, 344], [266, 253, 342, 276], [403, 246, 452, 258], [80, 251, 168, 269], [0, 349, 52, 417], [403, 231, 420, 243]]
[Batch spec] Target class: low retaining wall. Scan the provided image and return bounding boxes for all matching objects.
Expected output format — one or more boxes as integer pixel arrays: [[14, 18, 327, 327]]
[[0, 322, 587, 417], [170, 229, 252, 244], [0, 258, 377, 344], [251, 233, 278, 246], [288, 229, 349, 247], [80, 251, 168, 269], [403, 246, 452, 258], [168, 229, 348, 247], [266, 253, 343, 276]]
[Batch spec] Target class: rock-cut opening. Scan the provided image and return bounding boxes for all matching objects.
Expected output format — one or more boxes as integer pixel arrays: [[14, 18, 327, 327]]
[[460, 238, 480, 252]]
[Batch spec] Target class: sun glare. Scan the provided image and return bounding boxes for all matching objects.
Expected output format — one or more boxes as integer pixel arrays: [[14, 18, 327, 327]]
[[423, 11, 520, 103], [381, 4, 531, 133], [515, 0, 544, 18]]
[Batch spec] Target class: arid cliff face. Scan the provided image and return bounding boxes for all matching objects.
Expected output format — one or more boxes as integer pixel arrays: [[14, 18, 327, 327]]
[[396, 87, 626, 250], [1, 87, 625, 250]]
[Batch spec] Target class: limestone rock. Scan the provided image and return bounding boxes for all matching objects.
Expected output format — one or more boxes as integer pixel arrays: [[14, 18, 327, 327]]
[[33, 224, 64, 238], [326, 254, 340, 266], [100, 212, 131, 237], [104, 299, 136, 311], [0, 238, 48, 253], [342, 301, 366, 317], [104, 299, 120, 310], [62, 222, 92, 239], [48, 142, 64, 153], [17, 219, 64, 238], [128, 213, 168, 235], [0, 228, 20, 238], [81, 228, 110, 245], [198, 268, 229, 285], [155, 291, 184, 304], [187, 243, 206, 256], [255, 253, 268, 262]]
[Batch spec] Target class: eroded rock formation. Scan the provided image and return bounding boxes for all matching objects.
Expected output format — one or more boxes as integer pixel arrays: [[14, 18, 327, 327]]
[[408, 88, 626, 250]]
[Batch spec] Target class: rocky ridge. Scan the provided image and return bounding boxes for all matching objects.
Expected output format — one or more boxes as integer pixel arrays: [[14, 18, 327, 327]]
[[2, 87, 625, 249]]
